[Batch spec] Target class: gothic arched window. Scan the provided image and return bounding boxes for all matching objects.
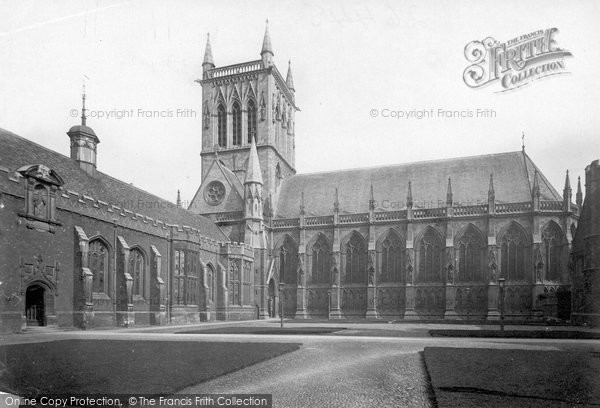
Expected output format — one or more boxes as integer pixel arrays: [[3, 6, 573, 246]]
[[417, 228, 443, 283], [217, 104, 226, 147], [89, 239, 109, 293], [311, 235, 331, 284], [345, 232, 367, 284], [456, 226, 485, 282], [207, 264, 215, 302], [542, 223, 565, 281], [247, 99, 257, 143], [232, 101, 242, 146], [228, 259, 241, 306], [174, 250, 185, 305], [500, 223, 528, 281], [279, 236, 298, 285], [380, 231, 404, 282], [129, 248, 145, 298]]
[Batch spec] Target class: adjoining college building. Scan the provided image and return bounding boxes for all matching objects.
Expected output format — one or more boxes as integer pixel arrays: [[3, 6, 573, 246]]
[[0, 24, 590, 333]]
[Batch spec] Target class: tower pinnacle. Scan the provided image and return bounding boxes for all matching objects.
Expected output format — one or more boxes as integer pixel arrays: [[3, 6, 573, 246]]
[[286, 60, 295, 92], [261, 20, 274, 66], [203, 33, 215, 72]]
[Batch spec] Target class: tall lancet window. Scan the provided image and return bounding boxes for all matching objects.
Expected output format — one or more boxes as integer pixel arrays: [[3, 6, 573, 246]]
[[217, 104, 226, 147], [232, 102, 242, 146], [311, 235, 331, 284], [89, 239, 109, 294], [129, 248, 145, 298], [381, 231, 404, 282], [417, 228, 443, 283], [247, 99, 257, 143], [499, 224, 528, 281], [542, 222, 565, 281], [345, 232, 367, 284]]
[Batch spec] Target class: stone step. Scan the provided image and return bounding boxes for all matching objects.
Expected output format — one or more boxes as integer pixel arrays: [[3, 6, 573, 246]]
[[22, 325, 61, 333]]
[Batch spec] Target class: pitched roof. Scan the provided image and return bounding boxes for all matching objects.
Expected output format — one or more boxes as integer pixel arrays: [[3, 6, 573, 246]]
[[275, 151, 562, 218], [0, 128, 227, 241]]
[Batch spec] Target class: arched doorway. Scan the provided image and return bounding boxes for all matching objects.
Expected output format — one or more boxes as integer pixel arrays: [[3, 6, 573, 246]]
[[25, 284, 46, 326]]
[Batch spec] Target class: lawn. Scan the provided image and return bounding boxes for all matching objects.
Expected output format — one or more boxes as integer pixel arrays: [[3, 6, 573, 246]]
[[424, 347, 600, 407], [0, 339, 300, 397]]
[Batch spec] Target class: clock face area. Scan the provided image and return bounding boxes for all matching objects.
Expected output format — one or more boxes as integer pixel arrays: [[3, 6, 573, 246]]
[[204, 180, 226, 206]]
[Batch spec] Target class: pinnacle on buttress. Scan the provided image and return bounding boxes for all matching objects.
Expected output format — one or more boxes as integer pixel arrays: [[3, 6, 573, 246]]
[[334, 187, 339, 212], [564, 170, 571, 191], [532, 169, 540, 198], [203, 33, 215, 69], [488, 174, 495, 202], [286, 60, 295, 92], [407, 181, 413, 208], [446, 177, 453, 206], [244, 136, 263, 185], [576, 176, 583, 207], [300, 190, 305, 215], [369, 183, 375, 210]]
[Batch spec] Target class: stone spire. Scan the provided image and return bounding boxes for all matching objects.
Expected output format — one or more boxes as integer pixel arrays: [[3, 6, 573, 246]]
[[446, 177, 453, 207], [334, 187, 339, 213], [488, 174, 495, 215], [244, 136, 263, 185], [576, 176, 583, 208], [286, 60, 295, 92], [532, 169, 540, 198], [369, 183, 375, 210], [244, 136, 263, 224], [176, 190, 182, 208], [203, 33, 215, 72], [563, 170, 572, 212], [532, 169, 540, 211], [261, 20, 274, 67]]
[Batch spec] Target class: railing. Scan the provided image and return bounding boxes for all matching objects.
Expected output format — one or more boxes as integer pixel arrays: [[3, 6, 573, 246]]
[[495, 201, 532, 214], [339, 213, 370, 224], [374, 211, 406, 222], [272, 218, 300, 228], [214, 211, 244, 222], [540, 201, 563, 212], [207, 60, 262, 79], [453, 204, 488, 216], [305, 215, 334, 226], [413, 207, 446, 219]]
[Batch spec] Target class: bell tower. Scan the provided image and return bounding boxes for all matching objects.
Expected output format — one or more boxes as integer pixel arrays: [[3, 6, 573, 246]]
[[195, 21, 298, 208]]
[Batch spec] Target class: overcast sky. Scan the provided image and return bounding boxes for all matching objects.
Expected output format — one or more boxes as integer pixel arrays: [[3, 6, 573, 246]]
[[1, 0, 598, 205]]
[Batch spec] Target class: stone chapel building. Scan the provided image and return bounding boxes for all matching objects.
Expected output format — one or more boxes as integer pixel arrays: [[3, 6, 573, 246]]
[[0, 24, 585, 333]]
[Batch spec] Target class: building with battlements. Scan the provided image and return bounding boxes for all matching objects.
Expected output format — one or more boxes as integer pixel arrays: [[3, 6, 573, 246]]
[[0, 23, 587, 333]]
